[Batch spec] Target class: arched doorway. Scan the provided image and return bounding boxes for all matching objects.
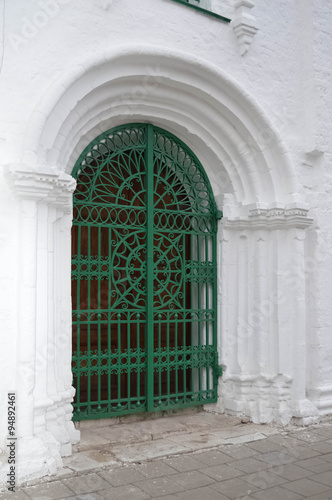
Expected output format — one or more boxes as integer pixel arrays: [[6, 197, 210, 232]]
[[71, 123, 221, 420]]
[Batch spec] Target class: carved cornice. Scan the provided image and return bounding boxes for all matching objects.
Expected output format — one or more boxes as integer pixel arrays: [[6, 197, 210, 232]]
[[5, 168, 76, 205], [224, 203, 314, 230]]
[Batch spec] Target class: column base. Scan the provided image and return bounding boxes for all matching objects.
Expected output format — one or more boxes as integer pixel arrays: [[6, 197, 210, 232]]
[[307, 385, 332, 416], [221, 373, 293, 425]]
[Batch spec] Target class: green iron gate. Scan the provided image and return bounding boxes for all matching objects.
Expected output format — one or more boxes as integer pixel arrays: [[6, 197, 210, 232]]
[[71, 123, 222, 420]]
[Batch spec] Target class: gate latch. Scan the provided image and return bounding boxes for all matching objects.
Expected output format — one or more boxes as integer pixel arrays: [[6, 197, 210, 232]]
[[216, 365, 223, 378], [216, 210, 223, 220]]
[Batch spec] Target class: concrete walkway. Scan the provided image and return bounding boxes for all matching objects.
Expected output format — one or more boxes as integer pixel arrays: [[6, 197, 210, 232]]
[[2, 411, 332, 500]]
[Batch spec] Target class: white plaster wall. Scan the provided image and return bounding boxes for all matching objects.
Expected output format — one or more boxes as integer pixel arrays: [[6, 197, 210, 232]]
[[0, 0, 332, 487]]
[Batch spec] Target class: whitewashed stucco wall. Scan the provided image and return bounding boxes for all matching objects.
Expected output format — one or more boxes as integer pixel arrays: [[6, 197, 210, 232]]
[[0, 0, 332, 487]]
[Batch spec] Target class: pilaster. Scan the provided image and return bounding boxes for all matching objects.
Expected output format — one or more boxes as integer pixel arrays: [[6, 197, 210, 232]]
[[4, 167, 79, 483], [220, 202, 317, 424]]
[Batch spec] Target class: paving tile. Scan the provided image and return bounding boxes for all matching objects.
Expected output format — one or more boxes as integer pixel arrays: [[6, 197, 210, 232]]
[[220, 444, 259, 460], [254, 426, 281, 437], [99, 465, 145, 486], [289, 430, 327, 444], [246, 439, 283, 454], [0, 490, 30, 500], [269, 463, 312, 481], [22, 481, 73, 499], [177, 485, 230, 500], [283, 477, 331, 496], [255, 451, 295, 466], [135, 476, 184, 496], [98, 484, 150, 500], [193, 449, 233, 466], [112, 438, 190, 462], [163, 455, 207, 472], [319, 452, 332, 463], [78, 418, 119, 430], [241, 470, 286, 489], [170, 415, 211, 432], [305, 490, 332, 500], [229, 457, 270, 474], [308, 441, 332, 454], [132, 417, 188, 438], [81, 450, 117, 467], [63, 452, 116, 472], [210, 477, 259, 499], [52, 467, 75, 478], [63, 473, 109, 494], [74, 430, 110, 451], [89, 424, 151, 445], [192, 413, 238, 429], [171, 470, 215, 489], [199, 463, 244, 481], [153, 496, 181, 500], [294, 456, 332, 472], [310, 471, 332, 487], [175, 413, 241, 432], [168, 431, 228, 450], [311, 426, 332, 439], [252, 485, 305, 500], [282, 444, 322, 460], [222, 432, 268, 446], [134, 459, 178, 478], [65, 494, 104, 500], [268, 435, 307, 449]]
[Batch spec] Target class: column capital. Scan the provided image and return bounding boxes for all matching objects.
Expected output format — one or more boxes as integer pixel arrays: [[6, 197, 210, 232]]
[[5, 167, 76, 204], [223, 202, 314, 230]]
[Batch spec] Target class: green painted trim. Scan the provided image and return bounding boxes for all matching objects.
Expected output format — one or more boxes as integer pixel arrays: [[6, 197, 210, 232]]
[[168, 0, 231, 23]]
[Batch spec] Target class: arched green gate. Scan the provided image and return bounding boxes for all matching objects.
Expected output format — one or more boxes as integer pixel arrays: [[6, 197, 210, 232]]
[[71, 123, 222, 420]]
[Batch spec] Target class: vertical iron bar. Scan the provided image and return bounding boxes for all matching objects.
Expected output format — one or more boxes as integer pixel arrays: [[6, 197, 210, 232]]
[[108, 227, 111, 412], [175, 313, 178, 400], [205, 234, 210, 395], [137, 313, 141, 407], [197, 233, 201, 399], [117, 313, 121, 407], [146, 123, 154, 412], [98, 226, 101, 410], [76, 225, 81, 413], [212, 232, 218, 397], [182, 232, 186, 403], [167, 312, 170, 401], [127, 311, 131, 408], [87, 226, 91, 412], [158, 314, 162, 403]]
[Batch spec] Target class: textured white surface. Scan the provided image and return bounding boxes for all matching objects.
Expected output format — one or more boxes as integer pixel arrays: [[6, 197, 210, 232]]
[[0, 0, 332, 486]]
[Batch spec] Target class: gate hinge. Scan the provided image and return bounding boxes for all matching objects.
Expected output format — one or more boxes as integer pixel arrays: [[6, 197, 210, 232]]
[[215, 210, 223, 220], [216, 365, 223, 378]]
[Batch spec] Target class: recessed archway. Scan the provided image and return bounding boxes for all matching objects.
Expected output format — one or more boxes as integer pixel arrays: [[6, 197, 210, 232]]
[[7, 46, 316, 484]]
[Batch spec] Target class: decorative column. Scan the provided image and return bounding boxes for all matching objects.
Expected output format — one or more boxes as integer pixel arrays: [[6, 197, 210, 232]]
[[219, 202, 318, 424], [5, 167, 79, 483]]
